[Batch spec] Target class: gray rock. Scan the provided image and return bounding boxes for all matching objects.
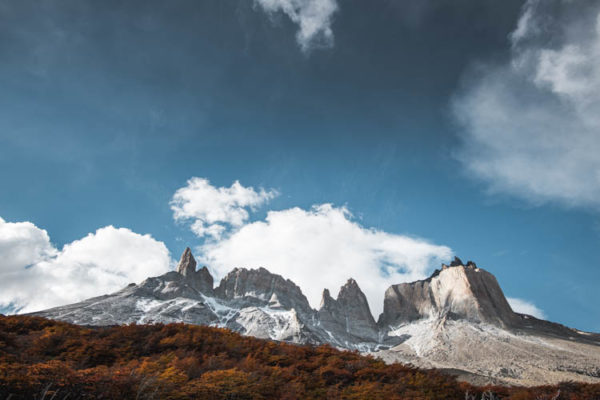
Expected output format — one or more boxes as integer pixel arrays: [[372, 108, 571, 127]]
[[378, 261, 519, 328], [318, 279, 379, 342], [193, 266, 214, 295], [215, 267, 312, 314], [176, 247, 196, 277], [175, 248, 214, 295], [134, 271, 203, 300]]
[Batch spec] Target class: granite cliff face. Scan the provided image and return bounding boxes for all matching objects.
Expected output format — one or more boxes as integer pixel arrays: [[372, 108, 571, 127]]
[[30, 249, 600, 386], [378, 257, 518, 328]]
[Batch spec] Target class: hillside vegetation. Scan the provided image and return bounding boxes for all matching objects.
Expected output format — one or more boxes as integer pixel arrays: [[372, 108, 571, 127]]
[[0, 315, 598, 399]]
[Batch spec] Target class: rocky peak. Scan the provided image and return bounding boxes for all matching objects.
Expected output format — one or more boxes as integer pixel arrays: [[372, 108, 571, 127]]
[[338, 278, 360, 296], [319, 288, 335, 309], [337, 279, 376, 324], [318, 278, 379, 342], [175, 248, 213, 295], [449, 256, 464, 267], [441, 257, 477, 271], [379, 259, 518, 328], [176, 247, 197, 277], [194, 266, 214, 295], [215, 267, 312, 313]]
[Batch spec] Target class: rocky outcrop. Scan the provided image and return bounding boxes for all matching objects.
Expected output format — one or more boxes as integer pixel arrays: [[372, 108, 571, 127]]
[[318, 279, 379, 342], [134, 271, 201, 300], [175, 247, 214, 295], [176, 247, 196, 276], [449, 256, 464, 267], [215, 267, 312, 314], [194, 266, 214, 295], [378, 258, 518, 328]]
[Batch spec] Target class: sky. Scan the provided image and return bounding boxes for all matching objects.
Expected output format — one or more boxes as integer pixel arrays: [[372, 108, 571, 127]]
[[1, 0, 599, 331]]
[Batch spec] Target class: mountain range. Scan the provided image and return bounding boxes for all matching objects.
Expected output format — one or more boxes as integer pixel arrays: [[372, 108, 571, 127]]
[[31, 248, 600, 386]]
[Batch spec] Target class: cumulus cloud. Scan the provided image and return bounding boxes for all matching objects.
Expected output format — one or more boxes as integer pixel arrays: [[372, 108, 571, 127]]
[[453, 0, 600, 209], [507, 297, 546, 319], [254, 0, 338, 52], [171, 177, 278, 239], [0, 218, 171, 313], [195, 202, 452, 317], [0, 217, 57, 271]]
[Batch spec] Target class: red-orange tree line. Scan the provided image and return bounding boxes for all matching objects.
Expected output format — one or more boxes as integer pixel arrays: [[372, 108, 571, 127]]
[[0, 315, 598, 399]]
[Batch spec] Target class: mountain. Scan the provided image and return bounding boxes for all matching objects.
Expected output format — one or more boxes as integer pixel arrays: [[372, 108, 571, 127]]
[[379, 258, 518, 328], [318, 279, 379, 343], [373, 257, 600, 385], [30, 249, 600, 386]]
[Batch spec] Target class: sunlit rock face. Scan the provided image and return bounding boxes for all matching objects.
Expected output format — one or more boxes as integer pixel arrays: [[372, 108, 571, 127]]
[[378, 257, 518, 328], [30, 250, 600, 386]]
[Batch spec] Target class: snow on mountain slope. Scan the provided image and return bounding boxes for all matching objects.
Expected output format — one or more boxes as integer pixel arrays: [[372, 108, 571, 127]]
[[28, 248, 600, 386], [378, 317, 600, 386]]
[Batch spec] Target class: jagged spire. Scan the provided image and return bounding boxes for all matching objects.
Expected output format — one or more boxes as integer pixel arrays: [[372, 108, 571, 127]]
[[176, 247, 197, 277], [318, 277, 378, 342], [337, 278, 376, 325], [449, 256, 464, 267], [319, 288, 335, 309]]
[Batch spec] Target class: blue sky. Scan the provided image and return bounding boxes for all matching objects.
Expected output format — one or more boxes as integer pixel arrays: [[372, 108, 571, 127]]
[[1, 0, 599, 331]]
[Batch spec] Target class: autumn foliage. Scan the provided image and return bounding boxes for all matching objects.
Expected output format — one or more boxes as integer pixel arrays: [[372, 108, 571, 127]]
[[0, 315, 599, 399]]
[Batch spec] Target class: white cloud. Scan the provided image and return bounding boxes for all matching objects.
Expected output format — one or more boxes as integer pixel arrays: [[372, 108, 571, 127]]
[[0, 217, 57, 271], [0, 218, 171, 313], [507, 297, 546, 319], [171, 177, 278, 239], [254, 0, 338, 52], [453, 0, 600, 209], [197, 203, 452, 318]]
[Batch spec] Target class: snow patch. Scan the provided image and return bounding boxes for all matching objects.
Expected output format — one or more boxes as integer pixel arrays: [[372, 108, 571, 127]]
[[136, 299, 164, 313], [201, 294, 238, 327]]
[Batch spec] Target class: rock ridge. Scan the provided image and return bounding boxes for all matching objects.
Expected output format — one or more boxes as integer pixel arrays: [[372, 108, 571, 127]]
[[215, 266, 313, 314]]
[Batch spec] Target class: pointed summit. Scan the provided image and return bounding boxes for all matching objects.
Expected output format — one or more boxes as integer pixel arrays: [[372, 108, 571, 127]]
[[176, 247, 197, 277], [338, 278, 363, 300], [195, 266, 214, 295], [318, 278, 379, 342], [449, 256, 464, 267], [175, 247, 214, 294], [319, 288, 334, 309]]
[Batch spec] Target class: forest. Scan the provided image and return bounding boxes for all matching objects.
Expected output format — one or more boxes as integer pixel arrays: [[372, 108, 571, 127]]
[[1, 315, 599, 399]]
